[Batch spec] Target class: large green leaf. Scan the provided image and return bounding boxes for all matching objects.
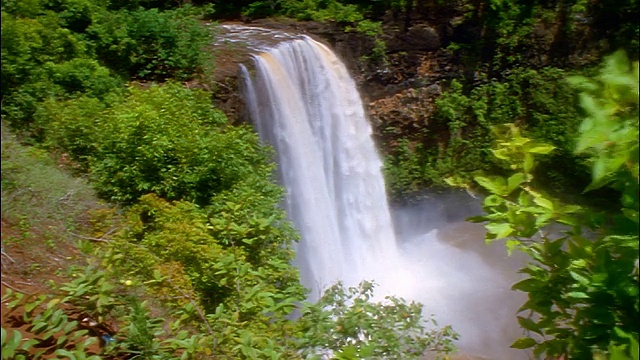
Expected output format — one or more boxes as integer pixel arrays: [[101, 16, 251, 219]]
[[506, 173, 527, 194], [511, 337, 537, 349], [485, 222, 513, 239], [512, 278, 543, 292], [527, 143, 555, 154], [474, 175, 507, 195]]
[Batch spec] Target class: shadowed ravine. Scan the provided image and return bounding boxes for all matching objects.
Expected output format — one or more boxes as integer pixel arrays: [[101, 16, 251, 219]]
[[239, 34, 528, 359]]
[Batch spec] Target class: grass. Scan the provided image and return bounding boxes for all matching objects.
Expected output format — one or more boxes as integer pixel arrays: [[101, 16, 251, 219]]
[[1, 122, 107, 245], [1, 121, 117, 296]]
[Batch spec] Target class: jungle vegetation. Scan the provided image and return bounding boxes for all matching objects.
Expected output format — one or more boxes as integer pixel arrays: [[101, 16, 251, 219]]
[[1, 0, 638, 359]]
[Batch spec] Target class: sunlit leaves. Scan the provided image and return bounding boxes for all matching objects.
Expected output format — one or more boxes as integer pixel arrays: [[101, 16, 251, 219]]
[[490, 123, 556, 174], [511, 337, 537, 349], [470, 51, 639, 359], [485, 222, 513, 239], [570, 50, 639, 190], [296, 281, 458, 359]]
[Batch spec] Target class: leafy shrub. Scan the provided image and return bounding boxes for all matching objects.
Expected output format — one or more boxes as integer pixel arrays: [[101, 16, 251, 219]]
[[280, 0, 365, 22], [88, 6, 212, 80], [1, 266, 210, 359], [1, 290, 102, 360], [35, 95, 108, 168], [39, 82, 275, 206], [46, 0, 98, 33], [111, 187, 303, 308], [2, 1, 212, 133], [1, 11, 89, 92], [99, 192, 304, 358], [296, 281, 459, 359], [0, 7, 125, 130], [44, 58, 122, 98], [385, 67, 586, 197], [464, 51, 638, 359], [4, 59, 121, 133]]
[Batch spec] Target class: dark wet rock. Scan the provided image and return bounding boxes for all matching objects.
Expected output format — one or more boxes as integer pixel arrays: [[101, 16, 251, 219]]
[[386, 25, 441, 52]]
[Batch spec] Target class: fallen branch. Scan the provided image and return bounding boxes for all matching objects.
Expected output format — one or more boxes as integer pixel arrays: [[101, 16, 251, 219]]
[[1, 249, 16, 263], [69, 232, 110, 242], [1, 280, 33, 295], [69, 226, 119, 243]]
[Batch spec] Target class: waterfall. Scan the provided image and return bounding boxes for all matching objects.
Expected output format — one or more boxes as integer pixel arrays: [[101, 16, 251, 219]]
[[240, 35, 527, 359], [241, 36, 401, 299]]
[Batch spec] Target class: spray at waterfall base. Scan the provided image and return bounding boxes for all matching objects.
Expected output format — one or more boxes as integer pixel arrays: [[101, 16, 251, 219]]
[[241, 36, 527, 359]]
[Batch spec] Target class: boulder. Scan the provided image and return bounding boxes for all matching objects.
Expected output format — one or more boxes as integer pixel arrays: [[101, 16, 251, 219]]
[[386, 25, 441, 52]]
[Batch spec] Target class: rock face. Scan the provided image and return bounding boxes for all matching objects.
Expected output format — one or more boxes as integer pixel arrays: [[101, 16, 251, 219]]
[[386, 25, 441, 52], [317, 21, 460, 150], [209, 16, 462, 152], [210, 9, 605, 157]]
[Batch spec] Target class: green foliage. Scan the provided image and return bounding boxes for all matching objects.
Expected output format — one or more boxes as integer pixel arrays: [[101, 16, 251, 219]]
[[108, 191, 303, 308], [44, 58, 122, 99], [383, 139, 431, 195], [1, 10, 89, 88], [346, 19, 388, 66], [88, 6, 212, 80], [1, 1, 214, 132], [1, 290, 101, 360], [96, 189, 304, 358], [38, 83, 276, 206], [463, 52, 639, 359], [37, 265, 209, 359], [474, 0, 539, 65], [34, 95, 107, 170], [385, 67, 587, 197], [296, 281, 458, 359], [0, 8, 105, 127], [279, 0, 365, 22], [241, 0, 279, 18], [569, 50, 639, 194], [351, 19, 383, 37], [1, 123, 105, 245]]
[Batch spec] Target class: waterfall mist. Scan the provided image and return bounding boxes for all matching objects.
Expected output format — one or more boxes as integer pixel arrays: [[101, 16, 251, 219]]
[[241, 36, 528, 359]]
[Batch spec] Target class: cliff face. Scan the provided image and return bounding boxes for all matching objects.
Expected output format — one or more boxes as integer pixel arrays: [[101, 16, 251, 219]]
[[209, 10, 601, 160], [210, 15, 465, 154]]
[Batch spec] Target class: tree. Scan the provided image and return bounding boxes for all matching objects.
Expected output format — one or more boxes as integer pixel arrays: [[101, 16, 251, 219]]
[[462, 51, 638, 359]]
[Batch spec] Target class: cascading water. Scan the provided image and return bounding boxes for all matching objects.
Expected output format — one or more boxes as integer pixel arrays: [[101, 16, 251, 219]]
[[241, 36, 404, 298], [240, 34, 527, 359]]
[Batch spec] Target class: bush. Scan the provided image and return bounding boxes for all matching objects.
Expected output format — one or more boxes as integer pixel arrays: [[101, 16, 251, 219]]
[[39, 82, 276, 206], [88, 6, 212, 80], [465, 52, 638, 359], [279, 0, 365, 22], [1, 8, 123, 130], [44, 59, 122, 98], [296, 281, 458, 359], [384, 67, 587, 197]]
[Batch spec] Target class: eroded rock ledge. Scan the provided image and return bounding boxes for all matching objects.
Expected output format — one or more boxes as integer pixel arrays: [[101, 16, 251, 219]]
[[209, 17, 461, 154]]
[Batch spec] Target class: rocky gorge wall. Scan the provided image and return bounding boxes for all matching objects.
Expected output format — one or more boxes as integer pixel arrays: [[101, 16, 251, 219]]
[[209, 14, 463, 157], [208, 7, 603, 189]]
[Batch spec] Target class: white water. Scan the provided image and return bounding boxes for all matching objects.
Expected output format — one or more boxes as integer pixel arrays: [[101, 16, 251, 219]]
[[241, 36, 527, 359]]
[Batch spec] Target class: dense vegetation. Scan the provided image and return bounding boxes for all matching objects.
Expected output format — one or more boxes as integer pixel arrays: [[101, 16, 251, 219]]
[[2, 0, 638, 359], [459, 52, 638, 359], [1, 0, 458, 359]]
